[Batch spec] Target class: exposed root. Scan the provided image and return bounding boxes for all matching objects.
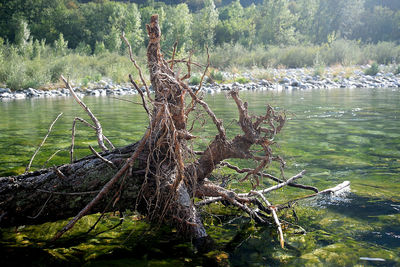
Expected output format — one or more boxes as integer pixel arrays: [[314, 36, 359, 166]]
[[47, 14, 350, 247]]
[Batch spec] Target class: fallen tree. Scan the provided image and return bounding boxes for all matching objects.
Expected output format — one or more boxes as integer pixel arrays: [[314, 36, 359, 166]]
[[0, 15, 349, 248]]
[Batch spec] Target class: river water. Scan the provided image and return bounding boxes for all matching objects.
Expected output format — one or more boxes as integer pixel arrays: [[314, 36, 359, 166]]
[[0, 87, 399, 266]]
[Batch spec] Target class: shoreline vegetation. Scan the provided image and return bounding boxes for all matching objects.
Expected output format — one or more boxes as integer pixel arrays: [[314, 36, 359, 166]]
[[1, 62, 399, 101], [1, 0, 400, 92], [1, 38, 400, 97]]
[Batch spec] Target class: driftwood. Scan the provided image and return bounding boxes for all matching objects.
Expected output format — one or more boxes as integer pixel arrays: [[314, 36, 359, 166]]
[[0, 15, 350, 248]]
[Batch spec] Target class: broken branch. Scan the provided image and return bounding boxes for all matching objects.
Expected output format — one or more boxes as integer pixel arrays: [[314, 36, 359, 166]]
[[25, 112, 63, 173]]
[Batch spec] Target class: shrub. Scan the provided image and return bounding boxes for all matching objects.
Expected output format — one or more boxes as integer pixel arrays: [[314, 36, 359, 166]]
[[369, 42, 397, 64], [313, 65, 325, 77], [364, 62, 380, 76], [209, 68, 224, 82], [394, 65, 400, 75], [189, 75, 201, 85], [235, 77, 250, 84], [278, 46, 318, 68], [321, 39, 362, 66]]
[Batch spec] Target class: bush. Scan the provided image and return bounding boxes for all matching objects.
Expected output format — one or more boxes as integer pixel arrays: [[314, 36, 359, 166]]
[[364, 62, 380, 76], [209, 68, 224, 82], [368, 42, 398, 65], [189, 75, 201, 85], [394, 65, 400, 75], [278, 46, 318, 68], [235, 77, 250, 84], [321, 39, 363, 66]]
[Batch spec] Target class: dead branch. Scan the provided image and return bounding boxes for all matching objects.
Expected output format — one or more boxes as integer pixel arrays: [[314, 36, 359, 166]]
[[129, 74, 151, 116], [220, 161, 318, 192], [121, 32, 153, 101], [37, 189, 100, 196], [42, 149, 64, 168], [167, 59, 204, 68], [180, 50, 193, 81], [27, 194, 52, 219], [248, 170, 306, 195], [170, 41, 178, 69], [197, 46, 210, 95], [251, 190, 285, 248], [53, 166, 67, 180], [25, 112, 63, 173], [278, 181, 351, 209], [61, 75, 114, 152], [89, 145, 117, 169]]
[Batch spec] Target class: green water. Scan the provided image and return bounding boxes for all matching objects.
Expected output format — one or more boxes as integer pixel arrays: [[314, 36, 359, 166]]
[[0, 88, 399, 266]]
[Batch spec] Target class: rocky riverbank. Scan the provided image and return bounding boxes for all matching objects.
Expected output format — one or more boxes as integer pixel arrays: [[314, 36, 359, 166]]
[[1, 66, 399, 101]]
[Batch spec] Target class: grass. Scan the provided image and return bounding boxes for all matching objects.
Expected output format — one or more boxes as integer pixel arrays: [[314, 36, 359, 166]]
[[1, 39, 400, 90]]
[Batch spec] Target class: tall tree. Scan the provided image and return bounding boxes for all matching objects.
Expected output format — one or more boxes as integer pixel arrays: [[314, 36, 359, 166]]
[[215, 0, 256, 47], [162, 3, 193, 53], [257, 0, 297, 45], [191, 0, 219, 49]]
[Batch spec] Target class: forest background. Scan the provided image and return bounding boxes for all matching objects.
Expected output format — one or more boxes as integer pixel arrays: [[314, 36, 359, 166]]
[[0, 0, 399, 90]]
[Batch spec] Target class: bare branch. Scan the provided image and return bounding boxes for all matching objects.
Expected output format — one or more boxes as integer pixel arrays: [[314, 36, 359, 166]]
[[27, 194, 52, 219], [251, 190, 284, 248], [167, 59, 204, 68], [53, 166, 67, 180], [61, 75, 113, 152], [129, 74, 150, 116], [170, 40, 178, 69], [248, 170, 306, 195], [121, 32, 153, 101], [277, 181, 351, 210], [88, 145, 117, 169], [25, 113, 63, 173], [221, 162, 318, 192], [37, 189, 100, 196], [42, 149, 64, 168], [197, 46, 210, 95]]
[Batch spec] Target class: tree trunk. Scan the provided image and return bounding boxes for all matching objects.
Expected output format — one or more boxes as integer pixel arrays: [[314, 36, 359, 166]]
[[0, 143, 144, 227]]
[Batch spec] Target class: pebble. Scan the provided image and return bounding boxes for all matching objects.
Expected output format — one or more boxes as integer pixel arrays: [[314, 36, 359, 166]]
[[1, 67, 400, 101]]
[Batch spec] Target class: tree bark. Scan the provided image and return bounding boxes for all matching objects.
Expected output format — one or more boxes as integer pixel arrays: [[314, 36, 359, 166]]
[[0, 143, 144, 227]]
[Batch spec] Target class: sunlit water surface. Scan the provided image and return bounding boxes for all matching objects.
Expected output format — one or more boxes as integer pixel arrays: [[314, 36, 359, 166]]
[[0, 87, 399, 266]]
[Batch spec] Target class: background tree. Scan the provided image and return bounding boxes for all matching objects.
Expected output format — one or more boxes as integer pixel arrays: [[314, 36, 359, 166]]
[[191, 0, 219, 49], [257, 0, 297, 45]]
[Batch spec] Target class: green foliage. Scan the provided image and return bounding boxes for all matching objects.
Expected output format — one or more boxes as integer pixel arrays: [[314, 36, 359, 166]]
[[235, 77, 250, 84], [94, 41, 106, 55], [189, 75, 201, 85], [278, 46, 318, 68], [191, 0, 219, 49], [321, 39, 363, 66], [0, 0, 399, 90], [162, 4, 193, 53], [364, 62, 380, 76], [367, 42, 398, 64], [75, 42, 92, 56], [54, 33, 68, 56], [209, 69, 224, 82], [257, 0, 297, 45], [395, 65, 400, 75]]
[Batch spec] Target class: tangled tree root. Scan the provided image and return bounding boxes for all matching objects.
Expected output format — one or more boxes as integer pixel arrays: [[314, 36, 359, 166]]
[[0, 15, 350, 250]]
